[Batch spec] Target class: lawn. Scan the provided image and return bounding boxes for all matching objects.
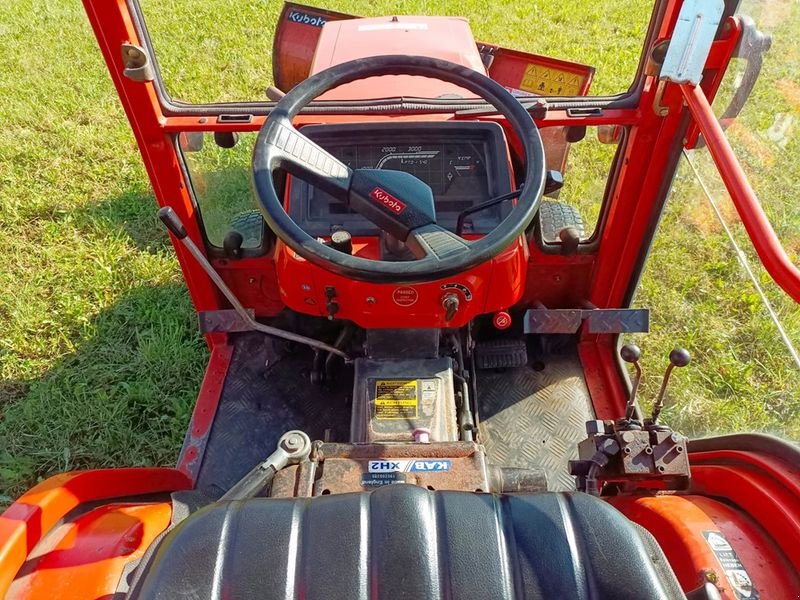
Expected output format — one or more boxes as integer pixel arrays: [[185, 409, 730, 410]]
[[0, 0, 798, 500]]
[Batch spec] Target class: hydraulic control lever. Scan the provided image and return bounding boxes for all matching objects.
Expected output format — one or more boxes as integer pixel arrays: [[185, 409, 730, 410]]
[[221, 430, 312, 501], [158, 207, 350, 361], [651, 348, 691, 424], [620, 344, 642, 420], [570, 344, 693, 494]]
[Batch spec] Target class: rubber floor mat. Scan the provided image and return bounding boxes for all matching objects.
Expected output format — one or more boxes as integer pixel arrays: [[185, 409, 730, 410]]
[[193, 333, 352, 496]]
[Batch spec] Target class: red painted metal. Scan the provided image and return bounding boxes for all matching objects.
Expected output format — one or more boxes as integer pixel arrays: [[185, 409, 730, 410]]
[[0, 468, 189, 596], [160, 109, 642, 134], [272, 2, 352, 92], [681, 82, 800, 303], [82, 0, 225, 343], [271, 1, 594, 100], [577, 337, 628, 419], [177, 342, 235, 481], [683, 16, 742, 148], [691, 464, 800, 573], [484, 45, 593, 96], [7, 503, 172, 599], [610, 495, 800, 599], [275, 237, 528, 328], [687, 446, 800, 576], [312, 16, 485, 101], [39, 2, 797, 596], [690, 449, 800, 497]]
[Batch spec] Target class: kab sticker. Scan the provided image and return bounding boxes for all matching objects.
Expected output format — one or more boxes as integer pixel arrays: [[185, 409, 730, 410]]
[[368, 459, 452, 473]]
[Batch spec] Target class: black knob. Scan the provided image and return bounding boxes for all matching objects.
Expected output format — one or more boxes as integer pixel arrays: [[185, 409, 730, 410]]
[[559, 227, 580, 256], [158, 206, 187, 239], [330, 229, 353, 255], [223, 230, 244, 259], [214, 131, 239, 149], [620, 344, 642, 363], [669, 348, 691, 367], [544, 169, 564, 195]]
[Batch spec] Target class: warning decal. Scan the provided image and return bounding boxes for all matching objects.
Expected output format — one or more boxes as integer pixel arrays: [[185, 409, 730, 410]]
[[519, 64, 583, 96], [374, 380, 418, 419], [702, 531, 759, 599]]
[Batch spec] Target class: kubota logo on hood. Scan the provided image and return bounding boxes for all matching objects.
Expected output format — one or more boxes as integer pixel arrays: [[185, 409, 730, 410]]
[[370, 187, 406, 214]]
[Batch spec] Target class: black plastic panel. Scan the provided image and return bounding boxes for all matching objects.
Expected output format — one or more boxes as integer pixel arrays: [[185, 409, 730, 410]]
[[130, 485, 685, 600], [290, 121, 512, 236]]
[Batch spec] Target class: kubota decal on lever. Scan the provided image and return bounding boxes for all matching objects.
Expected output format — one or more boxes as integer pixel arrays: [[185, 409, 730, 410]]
[[370, 187, 406, 214]]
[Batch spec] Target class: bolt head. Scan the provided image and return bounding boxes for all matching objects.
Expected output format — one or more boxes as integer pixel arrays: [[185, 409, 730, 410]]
[[282, 434, 303, 451], [585, 420, 606, 435], [621, 431, 635, 443]]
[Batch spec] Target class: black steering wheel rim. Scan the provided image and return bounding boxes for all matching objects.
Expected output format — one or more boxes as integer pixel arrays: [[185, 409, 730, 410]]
[[252, 55, 546, 284]]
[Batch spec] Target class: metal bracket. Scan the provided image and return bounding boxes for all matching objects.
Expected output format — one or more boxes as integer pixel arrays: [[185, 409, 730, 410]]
[[660, 0, 724, 86], [524, 308, 649, 335], [121, 43, 154, 82]]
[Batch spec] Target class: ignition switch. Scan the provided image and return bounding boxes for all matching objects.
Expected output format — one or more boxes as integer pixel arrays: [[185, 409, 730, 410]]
[[442, 293, 460, 322]]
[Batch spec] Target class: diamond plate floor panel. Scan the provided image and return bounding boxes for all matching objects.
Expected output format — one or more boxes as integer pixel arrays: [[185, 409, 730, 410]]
[[195, 333, 351, 496], [477, 355, 594, 492]]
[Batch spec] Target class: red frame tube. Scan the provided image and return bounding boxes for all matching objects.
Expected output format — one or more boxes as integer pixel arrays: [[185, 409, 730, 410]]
[[680, 82, 800, 303]]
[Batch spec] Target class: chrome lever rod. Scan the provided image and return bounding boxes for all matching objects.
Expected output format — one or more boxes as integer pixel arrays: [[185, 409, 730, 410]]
[[158, 206, 351, 361]]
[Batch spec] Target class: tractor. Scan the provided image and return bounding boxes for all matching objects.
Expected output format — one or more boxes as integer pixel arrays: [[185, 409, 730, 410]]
[[1, 1, 798, 598]]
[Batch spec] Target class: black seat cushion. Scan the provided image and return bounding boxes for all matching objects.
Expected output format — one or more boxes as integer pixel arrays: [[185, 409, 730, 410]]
[[129, 485, 684, 599]]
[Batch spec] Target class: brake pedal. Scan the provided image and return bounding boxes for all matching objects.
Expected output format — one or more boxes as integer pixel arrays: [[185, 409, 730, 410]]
[[474, 339, 528, 369]]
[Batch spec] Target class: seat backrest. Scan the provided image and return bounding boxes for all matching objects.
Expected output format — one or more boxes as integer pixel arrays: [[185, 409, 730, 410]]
[[129, 485, 685, 600]]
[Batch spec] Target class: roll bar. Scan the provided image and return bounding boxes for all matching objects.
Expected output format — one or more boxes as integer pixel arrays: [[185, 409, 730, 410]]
[[680, 82, 800, 304]]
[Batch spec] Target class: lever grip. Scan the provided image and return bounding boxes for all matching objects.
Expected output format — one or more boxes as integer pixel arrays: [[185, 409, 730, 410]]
[[158, 206, 188, 239]]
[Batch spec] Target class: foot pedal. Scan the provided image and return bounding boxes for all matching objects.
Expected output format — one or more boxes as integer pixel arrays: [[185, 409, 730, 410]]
[[475, 339, 528, 369]]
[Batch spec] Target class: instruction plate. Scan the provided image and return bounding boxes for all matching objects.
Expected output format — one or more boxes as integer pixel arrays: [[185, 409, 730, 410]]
[[374, 379, 418, 419]]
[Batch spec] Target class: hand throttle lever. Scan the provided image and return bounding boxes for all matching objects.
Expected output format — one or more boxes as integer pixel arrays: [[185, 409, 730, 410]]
[[158, 207, 350, 361]]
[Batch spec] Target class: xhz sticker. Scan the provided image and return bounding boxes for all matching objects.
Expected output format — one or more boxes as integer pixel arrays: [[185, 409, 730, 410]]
[[368, 459, 452, 473]]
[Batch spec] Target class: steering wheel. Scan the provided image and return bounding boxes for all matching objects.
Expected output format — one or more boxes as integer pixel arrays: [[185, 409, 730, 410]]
[[252, 55, 546, 283]]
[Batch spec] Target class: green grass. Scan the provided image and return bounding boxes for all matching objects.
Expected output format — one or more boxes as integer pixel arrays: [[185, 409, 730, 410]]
[[1, 0, 799, 500]]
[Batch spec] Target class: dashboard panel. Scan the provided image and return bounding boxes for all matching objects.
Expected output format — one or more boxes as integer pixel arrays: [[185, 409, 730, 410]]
[[288, 122, 512, 236]]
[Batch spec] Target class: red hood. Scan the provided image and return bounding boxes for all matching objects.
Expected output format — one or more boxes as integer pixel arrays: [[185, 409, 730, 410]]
[[311, 15, 485, 100]]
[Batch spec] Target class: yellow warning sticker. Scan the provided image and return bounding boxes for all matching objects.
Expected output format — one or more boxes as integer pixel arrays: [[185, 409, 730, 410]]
[[519, 64, 583, 96], [374, 380, 418, 420]]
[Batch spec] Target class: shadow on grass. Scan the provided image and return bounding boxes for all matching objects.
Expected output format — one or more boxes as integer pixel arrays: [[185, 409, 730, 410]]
[[76, 188, 174, 254], [75, 165, 262, 253], [0, 282, 207, 500]]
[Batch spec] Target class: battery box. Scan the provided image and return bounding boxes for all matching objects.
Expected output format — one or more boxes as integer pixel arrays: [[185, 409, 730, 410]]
[[350, 357, 458, 443]]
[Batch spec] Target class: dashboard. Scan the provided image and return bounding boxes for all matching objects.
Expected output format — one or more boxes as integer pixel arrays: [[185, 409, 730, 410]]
[[288, 122, 513, 237]]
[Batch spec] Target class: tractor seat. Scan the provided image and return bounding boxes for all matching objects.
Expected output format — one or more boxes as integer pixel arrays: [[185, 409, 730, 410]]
[[128, 484, 685, 599]]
